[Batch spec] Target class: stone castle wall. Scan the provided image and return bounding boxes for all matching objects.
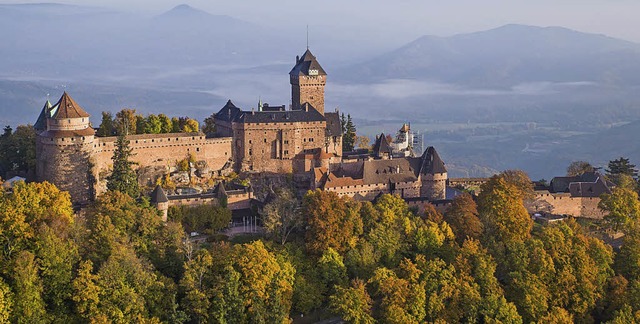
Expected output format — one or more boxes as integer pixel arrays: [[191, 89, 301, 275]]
[[91, 133, 232, 197], [421, 173, 447, 201], [528, 191, 607, 219], [234, 120, 327, 173], [166, 191, 251, 211], [37, 135, 96, 204], [324, 181, 422, 201], [291, 75, 326, 114]]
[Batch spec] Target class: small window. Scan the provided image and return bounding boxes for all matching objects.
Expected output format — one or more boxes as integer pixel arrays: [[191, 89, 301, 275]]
[[249, 140, 252, 144], [264, 138, 267, 143]]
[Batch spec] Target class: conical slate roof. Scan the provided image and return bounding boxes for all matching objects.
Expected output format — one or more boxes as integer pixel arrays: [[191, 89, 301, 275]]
[[289, 49, 326, 76], [214, 99, 242, 122], [51, 92, 90, 119], [150, 185, 169, 203], [419, 146, 447, 174], [372, 133, 392, 156], [34, 100, 52, 131]]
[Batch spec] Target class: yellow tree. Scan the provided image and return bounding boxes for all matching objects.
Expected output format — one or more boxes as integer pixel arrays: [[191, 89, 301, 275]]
[[477, 175, 532, 244]]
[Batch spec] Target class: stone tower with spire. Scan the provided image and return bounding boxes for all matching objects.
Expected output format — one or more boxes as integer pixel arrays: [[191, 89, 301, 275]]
[[290, 49, 327, 115], [35, 92, 96, 204], [419, 146, 448, 201]]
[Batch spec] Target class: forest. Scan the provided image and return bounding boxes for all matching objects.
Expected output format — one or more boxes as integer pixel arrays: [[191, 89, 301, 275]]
[[1, 163, 640, 323]]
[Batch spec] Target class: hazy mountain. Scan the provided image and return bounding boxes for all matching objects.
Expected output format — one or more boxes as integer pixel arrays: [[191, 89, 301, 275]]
[[3, 6, 640, 178], [0, 3, 287, 79], [340, 24, 640, 87]]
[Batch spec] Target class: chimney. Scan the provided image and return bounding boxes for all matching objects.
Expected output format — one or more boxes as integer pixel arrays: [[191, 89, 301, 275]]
[[396, 165, 400, 174], [251, 108, 255, 115], [296, 55, 299, 64]]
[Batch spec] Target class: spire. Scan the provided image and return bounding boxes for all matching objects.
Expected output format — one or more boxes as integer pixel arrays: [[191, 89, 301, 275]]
[[150, 185, 169, 203], [34, 100, 53, 131], [258, 97, 263, 112], [289, 49, 326, 76]]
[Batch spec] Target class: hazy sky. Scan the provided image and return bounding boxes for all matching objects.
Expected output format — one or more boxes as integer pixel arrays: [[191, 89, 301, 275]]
[[3, 0, 640, 45]]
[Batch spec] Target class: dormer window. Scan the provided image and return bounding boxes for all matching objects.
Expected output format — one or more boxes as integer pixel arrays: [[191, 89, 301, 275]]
[[309, 69, 318, 76]]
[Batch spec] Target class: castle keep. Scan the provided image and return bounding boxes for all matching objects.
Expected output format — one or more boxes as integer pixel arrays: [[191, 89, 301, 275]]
[[34, 49, 448, 205], [213, 49, 342, 173]]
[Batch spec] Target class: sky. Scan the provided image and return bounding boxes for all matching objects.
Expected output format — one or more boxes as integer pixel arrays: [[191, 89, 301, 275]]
[[3, 0, 640, 46]]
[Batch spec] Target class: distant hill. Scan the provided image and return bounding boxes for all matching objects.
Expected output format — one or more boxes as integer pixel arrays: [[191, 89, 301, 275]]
[[0, 3, 286, 79], [339, 24, 640, 87]]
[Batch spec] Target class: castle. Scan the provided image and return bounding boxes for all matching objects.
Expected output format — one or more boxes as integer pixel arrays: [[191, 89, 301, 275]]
[[34, 49, 447, 206]]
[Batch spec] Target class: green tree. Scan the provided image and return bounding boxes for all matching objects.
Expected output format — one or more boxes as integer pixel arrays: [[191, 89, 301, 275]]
[[444, 193, 483, 244], [97, 111, 115, 137], [567, 161, 595, 177], [0, 277, 13, 323], [158, 114, 173, 133], [168, 204, 231, 235], [95, 244, 165, 322], [149, 221, 186, 281], [599, 186, 640, 233], [318, 248, 348, 293], [11, 251, 48, 323], [0, 125, 12, 174], [180, 249, 214, 323], [135, 114, 146, 134], [0, 125, 36, 173], [202, 113, 216, 136], [12, 125, 36, 172], [35, 225, 80, 319], [171, 117, 181, 133], [606, 157, 638, 179], [616, 229, 640, 280], [342, 114, 356, 152], [106, 133, 139, 198], [329, 279, 375, 324], [144, 114, 162, 134]]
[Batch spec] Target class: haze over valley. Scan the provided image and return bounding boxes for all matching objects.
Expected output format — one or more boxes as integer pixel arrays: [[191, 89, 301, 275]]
[[2, 3, 640, 179]]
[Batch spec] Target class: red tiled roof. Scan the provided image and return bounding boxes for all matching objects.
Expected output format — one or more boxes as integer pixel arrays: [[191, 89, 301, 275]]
[[51, 92, 90, 119]]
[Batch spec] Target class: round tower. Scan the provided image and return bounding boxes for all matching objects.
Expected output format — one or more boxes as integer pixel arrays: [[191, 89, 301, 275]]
[[290, 49, 327, 115], [419, 147, 447, 201], [36, 92, 96, 204]]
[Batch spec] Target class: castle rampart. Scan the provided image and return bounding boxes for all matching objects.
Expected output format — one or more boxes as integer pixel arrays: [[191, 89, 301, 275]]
[[92, 133, 233, 196]]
